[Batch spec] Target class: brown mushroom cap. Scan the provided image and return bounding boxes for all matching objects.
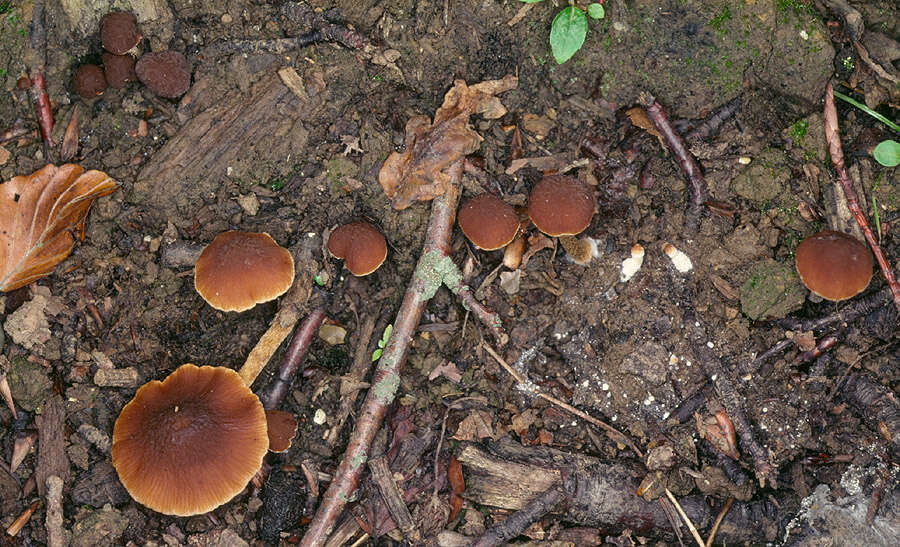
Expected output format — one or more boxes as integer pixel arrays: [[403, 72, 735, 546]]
[[102, 52, 137, 89], [327, 221, 388, 276], [73, 64, 107, 99], [265, 410, 298, 453], [111, 364, 268, 516], [194, 231, 295, 312], [458, 193, 520, 250], [101, 11, 141, 55], [136, 50, 191, 98], [527, 175, 595, 237], [795, 230, 873, 301]]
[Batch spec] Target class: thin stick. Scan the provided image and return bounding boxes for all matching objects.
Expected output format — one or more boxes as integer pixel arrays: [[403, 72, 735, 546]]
[[470, 483, 566, 547], [664, 488, 705, 547], [481, 342, 643, 459], [705, 497, 734, 547], [259, 306, 327, 409], [638, 92, 709, 234], [824, 83, 900, 314], [300, 161, 464, 547]]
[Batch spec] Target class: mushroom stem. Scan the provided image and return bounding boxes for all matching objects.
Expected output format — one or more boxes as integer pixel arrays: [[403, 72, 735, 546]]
[[824, 83, 900, 314]]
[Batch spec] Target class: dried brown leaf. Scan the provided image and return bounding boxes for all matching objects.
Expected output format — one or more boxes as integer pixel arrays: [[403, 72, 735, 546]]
[[0, 164, 118, 291], [60, 105, 80, 163], [378, 75, 517, 210]]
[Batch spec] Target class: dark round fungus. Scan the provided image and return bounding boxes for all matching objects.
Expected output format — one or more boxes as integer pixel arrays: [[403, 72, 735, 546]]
[[136, 50, 192, 98], [73, 64, 107, 99], [102, 53, 137, 89], [101, 11, 141, 55]]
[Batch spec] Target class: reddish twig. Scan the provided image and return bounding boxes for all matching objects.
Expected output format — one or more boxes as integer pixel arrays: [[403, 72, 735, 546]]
[[824, 83, 900, 314], [27, 1, 53, 152], [301, 160, 474, 546], [638, 92, 709, 234], [259, 306, 327, 410]]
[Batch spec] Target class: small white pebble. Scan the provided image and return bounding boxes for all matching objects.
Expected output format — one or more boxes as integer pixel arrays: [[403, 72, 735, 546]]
[[711, 374, 718, 381], [669, 354, 678, 365], [313, 408, 327, 425], [738, 156, 752, 165], [619, 243, 645, 282], [662, 411, 671, 420], [601, 382, 609, 390], [706, 341, 714, 348], [799, 29, 808, 40], [663, 243, 693, 272]]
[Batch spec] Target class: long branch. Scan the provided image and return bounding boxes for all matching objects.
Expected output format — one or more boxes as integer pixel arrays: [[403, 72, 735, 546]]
[[299, 161, 464, 547], [823, 83, 900, 314]]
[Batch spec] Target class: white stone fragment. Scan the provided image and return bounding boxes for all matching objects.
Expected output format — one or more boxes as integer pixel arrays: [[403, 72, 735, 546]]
[[663, 243, 693, 273], [619, 243, 645, 282], [313, 408, 327, 425]]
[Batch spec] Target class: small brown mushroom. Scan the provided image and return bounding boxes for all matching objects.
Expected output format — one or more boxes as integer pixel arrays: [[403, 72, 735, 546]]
[[101, 11, 141, 55], [527, 175, 595, 237], [457, 193, 520, 251], [194, 231, 295, 312], [795, 230, 873, 301], [327, 221, 387, 276], [102, 52, 137, 89], [266, 410, 298, 453], [111, 364, 268, 516], [73, 64, 107, 99], [136, 50, 191, 98]]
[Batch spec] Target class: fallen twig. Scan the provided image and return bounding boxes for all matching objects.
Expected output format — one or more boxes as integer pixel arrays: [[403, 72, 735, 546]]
[[705, 497, 734, 547], [259, 305, 327, 410], [824, 83, 900, 314], [301, 160, 471, 546], [683, 307, 775, 487], [482, 343, 643, 459], [664, 488, 705, 547], [367, 455, 420, 543], [638, 92, 710, 234], [26, 0, 53, 154], [471, 482, 566, 547], [45, 475, 64, 547], [326, 312, 379, 446]]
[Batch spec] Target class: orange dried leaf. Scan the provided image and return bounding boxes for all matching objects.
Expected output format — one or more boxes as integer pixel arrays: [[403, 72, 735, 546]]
[[378, 75, 517, 210], [0, 164, 118, 291]]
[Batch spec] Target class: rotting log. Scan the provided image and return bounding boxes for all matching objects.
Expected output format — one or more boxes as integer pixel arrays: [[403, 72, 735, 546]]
[[134, 70, 319, 223], [457, 438, 783, 544]]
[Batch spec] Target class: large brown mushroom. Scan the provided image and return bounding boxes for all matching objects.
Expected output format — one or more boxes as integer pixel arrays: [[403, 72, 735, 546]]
[[327, 221, 388, 276], [194, 231, 295, 312], [457, 193, 520, 251], [111, 364, 268, 516], [795, 230, 873, 301], [102, 52, 137, 89]]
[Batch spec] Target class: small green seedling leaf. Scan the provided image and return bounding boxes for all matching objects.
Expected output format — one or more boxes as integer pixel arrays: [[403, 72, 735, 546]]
[[314, 274, 325, 286], [550, 7, 588, 64], [873, 140, 900, 167], [371, 324, 393, 362], [587, 3, 605, 19]]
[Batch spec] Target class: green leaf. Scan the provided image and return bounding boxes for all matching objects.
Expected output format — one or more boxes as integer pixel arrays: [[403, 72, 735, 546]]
[[379, 324, 393, 348], [873, 140, 900, 167], [550, 7, 588, 64], [587, 3, 605, 19], [371, 348, 383, 362]]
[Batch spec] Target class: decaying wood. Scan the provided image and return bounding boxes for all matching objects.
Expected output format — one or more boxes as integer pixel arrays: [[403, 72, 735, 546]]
[[35, 395, 70, 497], [136, 71, 318, 217], [368, 455, 420, 543], [45, 475, 65, 547], [457, 439, 782, 544]]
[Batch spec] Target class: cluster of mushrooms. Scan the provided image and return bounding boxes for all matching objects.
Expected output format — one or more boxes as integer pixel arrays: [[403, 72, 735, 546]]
[[73, 11, 191, 100], [110, 170, 873, 516]]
